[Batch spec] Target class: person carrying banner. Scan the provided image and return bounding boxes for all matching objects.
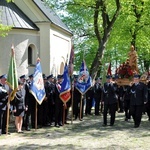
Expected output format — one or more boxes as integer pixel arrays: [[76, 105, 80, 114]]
[[85, 86, 94, 115], [29, 58, 46, 129], [24, 74, 36, 130], [12, 80, 26, 133], [41, 74, 55, 126], [102, 75, 118, 126], [0, 74, 8, 135], [73, 75, 82, 120], [93, 77, 102, 116], [54, 75, 63, 127], [76, 60, 92, 120]]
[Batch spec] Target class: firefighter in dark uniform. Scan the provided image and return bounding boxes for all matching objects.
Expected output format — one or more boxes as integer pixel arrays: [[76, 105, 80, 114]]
[[73, 75, 83, 120], [130, 74, 148, 128], [93, 78, 102, 115], [54, 75, 63, 127], [102, 75, 118, 126], [117, 85, 124, 113], [85, 86, 94, 115], [123, 85, 131, 121], [45, 74, 55, 125], [37, 74, 49, 127], [146, 76, 150, 121], [24, 74, 36, 130], [24, 74, 35, 131], [0, 74, 8, 135]]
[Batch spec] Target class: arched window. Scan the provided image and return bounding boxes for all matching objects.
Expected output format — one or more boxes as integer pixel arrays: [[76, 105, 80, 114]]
[[28, 46, 33, 65]]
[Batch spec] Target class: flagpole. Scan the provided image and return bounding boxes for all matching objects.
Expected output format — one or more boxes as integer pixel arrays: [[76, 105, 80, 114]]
[[35, 101, 37, 130], [71, 81, 74, 124], [6, 96, 11, 134], [63, 104, 66, 126], [6, 46, 18, 134], [79, 94, 83, 120]]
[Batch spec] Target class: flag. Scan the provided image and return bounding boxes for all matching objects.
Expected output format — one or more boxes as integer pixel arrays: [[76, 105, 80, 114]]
[[76, 60, 92, 95], [107, 62, 112, 76], [7, 46, 18, 100], [29, 59, 46, 105], [68, 44, 74, 76], [59, 65, 71, 104]]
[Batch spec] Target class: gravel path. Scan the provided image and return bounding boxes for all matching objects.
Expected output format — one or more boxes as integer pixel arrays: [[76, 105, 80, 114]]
[[0, 112, 150, 150]]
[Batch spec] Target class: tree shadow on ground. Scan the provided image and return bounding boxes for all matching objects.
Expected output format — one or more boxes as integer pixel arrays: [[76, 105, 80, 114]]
[[7, 113, 150, 141]]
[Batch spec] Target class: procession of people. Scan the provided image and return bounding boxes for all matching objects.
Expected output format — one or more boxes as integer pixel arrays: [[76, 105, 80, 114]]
[[0, 71, 150, 135]]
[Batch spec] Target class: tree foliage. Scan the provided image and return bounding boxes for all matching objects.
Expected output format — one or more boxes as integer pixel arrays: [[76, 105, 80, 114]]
[[0, 0, 12, 37], [45, 0, 150, 77]]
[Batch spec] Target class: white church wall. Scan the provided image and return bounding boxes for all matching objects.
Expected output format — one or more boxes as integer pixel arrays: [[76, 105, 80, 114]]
[[50, 25, 72, 77], [0, 29, 40, 77]]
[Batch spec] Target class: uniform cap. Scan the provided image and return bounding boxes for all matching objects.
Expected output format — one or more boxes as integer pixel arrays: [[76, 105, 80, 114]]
[[20, 75, 26, 79], [0, 74, 7, 79], [42, 74, 47, 80], [133, 74, 140, 79], [47, 74, 54, 79], [57, 74, 63, 79], [106, 75, 112, 79], [28, 74, 33, 78]]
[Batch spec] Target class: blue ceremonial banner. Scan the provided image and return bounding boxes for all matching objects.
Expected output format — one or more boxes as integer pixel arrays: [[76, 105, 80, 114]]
[[76, 60, 92, 95], [30, 60, 46, 105], [59, 65, 71, 104]]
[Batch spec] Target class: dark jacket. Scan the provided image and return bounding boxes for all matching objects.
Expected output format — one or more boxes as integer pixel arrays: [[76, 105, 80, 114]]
[[93, 83, 102, 99], [13, 89, 26, 110], [130, 82, 148, 106], [0, 85, 8, 111], [103, 82, 118, 104]]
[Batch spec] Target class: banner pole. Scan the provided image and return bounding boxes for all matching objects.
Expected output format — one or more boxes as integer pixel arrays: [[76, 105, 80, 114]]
[[79, 94, 83, 120], [35, 101, 37, 130], [71, 87, 74, 124], [63, 104, 66, 126], [6, 96, 11, 134]]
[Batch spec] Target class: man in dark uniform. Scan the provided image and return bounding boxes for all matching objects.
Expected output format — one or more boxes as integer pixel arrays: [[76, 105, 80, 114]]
[[93, 77, 102, 116], [130, 74, 148, 128], [73, 75, 83, 120], [146, 76, 150, 121], [54, 75, 63, 127], [45, 74, 55, 126], [85, 86, 94, 115], [24, 74, 35, 130], [37, 74, 48, 127], [0, 74, 8, 135], [123, 85, 131, 121], [24, 74, 33, 131], [117, 85, 124, 113], [102, 75, 118, 126]]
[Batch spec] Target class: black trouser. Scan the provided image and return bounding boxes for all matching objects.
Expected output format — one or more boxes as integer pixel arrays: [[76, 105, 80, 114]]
[[118, 97, 124, 112], [55, 102, 63, 125], [94, 97, 100, 115], [0, 111, 4, 134], [130, 105, 143, 126], [73, 98, 80, 118], [24, 110, 30, 128], [145, 102, 150, 120], [124, 100, 131, 119], [103, 103, 116, 125], [85, 98, 93, 115]]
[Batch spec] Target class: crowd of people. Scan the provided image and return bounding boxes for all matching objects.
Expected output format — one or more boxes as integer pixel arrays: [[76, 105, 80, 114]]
[[0, 72, 150, 135]]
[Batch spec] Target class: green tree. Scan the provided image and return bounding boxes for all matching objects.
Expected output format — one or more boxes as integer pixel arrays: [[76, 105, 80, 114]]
[[47, 0, 121, 79], [0, 0, 12, 37], [46, 0, 150, 77]]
